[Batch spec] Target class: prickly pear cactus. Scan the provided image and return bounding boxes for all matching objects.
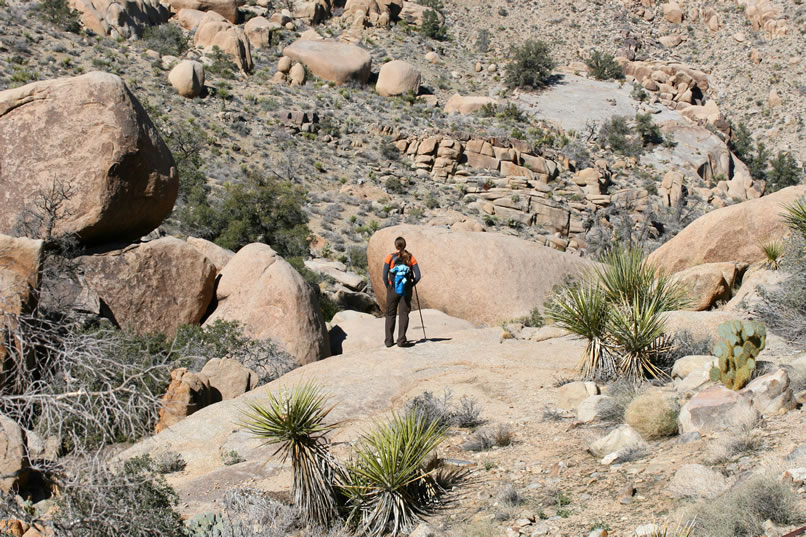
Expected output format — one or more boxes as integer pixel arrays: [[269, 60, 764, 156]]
[[709, 320, 766, 390], [186, 512, 228, 537]]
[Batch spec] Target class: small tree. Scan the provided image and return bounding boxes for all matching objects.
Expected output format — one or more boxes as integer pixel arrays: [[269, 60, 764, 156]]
[[585, 50, 624, 80], [36, 0, 81, 32], [141, 24, 189, 57], [766, 151, 802, 192], [504, 40, 556, 90], [420, 4, 447, 41]]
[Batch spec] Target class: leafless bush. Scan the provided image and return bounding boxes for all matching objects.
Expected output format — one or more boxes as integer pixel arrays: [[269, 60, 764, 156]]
[[462, 424, 512, 452], [406, 389, 483, 428], [0, 314, 173, 452]]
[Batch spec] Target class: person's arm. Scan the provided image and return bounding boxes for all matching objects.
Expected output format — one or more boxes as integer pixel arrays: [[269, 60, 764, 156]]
[[382, 256, 391, 288], [411, 259, 421, 284]]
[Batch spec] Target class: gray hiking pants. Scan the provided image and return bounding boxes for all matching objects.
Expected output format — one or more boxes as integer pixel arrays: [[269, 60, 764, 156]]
[[385, 287, 412, 346]]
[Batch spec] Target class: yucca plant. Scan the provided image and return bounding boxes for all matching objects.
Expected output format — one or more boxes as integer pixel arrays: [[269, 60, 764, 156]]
[[607, 293, 672, 380], [341, 411, 448, 537], [646, 520, 696, 537], [240, 382, 340, 526], [545, 283, 615, 380], [783, 198, 806, 242], [760, 239, 785, 269]]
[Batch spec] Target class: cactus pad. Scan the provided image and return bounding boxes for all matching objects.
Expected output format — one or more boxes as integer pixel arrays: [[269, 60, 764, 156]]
[[709, 320, 766, 391]]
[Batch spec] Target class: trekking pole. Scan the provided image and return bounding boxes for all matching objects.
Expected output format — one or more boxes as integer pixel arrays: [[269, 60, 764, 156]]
[[413, 283, 427, 341]]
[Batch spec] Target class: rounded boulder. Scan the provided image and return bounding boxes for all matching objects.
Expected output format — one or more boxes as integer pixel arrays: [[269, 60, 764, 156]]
[[282, 39, 372, 85], [0, 72, 178, 245], [168, 60, 205, 98], [376, 60, 421, 97]]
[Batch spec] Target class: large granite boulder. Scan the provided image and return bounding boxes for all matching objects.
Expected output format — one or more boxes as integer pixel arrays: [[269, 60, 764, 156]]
[[168, 60, 205, 98], [166, 0, 240, 22], [368, 225, 594, 325], [68, 0, 171, 38], [78, 237, 216, 337], [0, 72, 178, 245], [203, 243, 330, 365], [282, 39, 372, 85], [648, 185, 806, 273], [678, 385, 759, 434], [376, 60, 421, 97]]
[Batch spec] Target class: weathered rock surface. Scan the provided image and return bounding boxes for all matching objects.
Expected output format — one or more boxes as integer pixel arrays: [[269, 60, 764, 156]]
[[376, 60, 421, 97], [740, 368, 796, 415], [200, 358, 259, 402], [156, 368, 212, 433], [577, 395, 617, 423], [678, 385, 759, 434], [167, 0, 239, 22], [588, 425, 647, 459], [0, 73, 178, 244], [444, 94, 497, 115], [194, 16, 254, 72], [169, 60, 205, 98], [186, 237, 234, 273], [78, 237, 216, 337], [243, 16, 280, 48], [69, 0, 171, 39], [203, 243, 330, 365], [672, 262, 746, 310], [672, 355, 715, 379], [648, 186, 806, 273], [368, 225, 594, 325], [669, 464, 729, 498], [328, 308, 475, 355], [0, 235, 43, 317], [282, 39, 372, 85], [304, 258, 364, 291], [0, 414, 27, 493], [555, 381, 599, 410], [176, 8, 205, 30], [120, 327, 585, 516]]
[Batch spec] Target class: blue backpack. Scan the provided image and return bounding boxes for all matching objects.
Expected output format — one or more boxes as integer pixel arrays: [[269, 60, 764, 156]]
[[390, 264, 411, 295]]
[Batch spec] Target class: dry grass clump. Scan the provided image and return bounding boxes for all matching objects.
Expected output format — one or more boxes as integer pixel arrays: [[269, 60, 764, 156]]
[[624, 390, 679, 439], [686, 472, 802, 537], [462, 424, 513, 452]]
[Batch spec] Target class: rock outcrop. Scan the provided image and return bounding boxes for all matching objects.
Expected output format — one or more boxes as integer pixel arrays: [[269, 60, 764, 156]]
[[282, 40, 372, 85], [444, 94, 497, 115], [68, 0, 171, 39], [78, 237, 216, 337], [0, 415, 27, 493], [166, 0, 240, 22], [194, 13, 254, 72], [186, 237, 234, 273], [156, 368, 212, 433], [200, 358, 260, 401], [672, 262, 746, 310], [0, 73, 178, 245], [648, 185, 806, 273], [203, 243, 330, 365], [368, 225, 594, 325]]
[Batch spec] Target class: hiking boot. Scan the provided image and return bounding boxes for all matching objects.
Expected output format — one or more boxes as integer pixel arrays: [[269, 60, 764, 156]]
[[397, 340, 414, 348], [385, 341, 394, 348]]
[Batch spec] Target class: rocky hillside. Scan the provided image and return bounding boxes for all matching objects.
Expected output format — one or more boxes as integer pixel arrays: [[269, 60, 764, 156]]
[[1, 0, 806, 536]]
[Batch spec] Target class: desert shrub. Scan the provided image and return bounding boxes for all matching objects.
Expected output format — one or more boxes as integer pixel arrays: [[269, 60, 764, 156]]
[[405, 389, 482, 428], [385, 176, 404, 194], [206, 45, 238, 78], [519, 306, 545, 328], [585, 50, 624, 80], [0, 455, 186, 537], [688, 473, 801, 537], [756, 200, 806, 343], [766, 151, 803, 192], [142, 23, 189, 57], [546, 246, 687, 381], [598, 116, 643, 157], [624, 391, 679, 439], [419, 0, 447, 40], [36, 0, 81, 32], [664, 329, 715, 364], [504, 40, 556, 90], [749, 141, 770, 180], [497, 484, 524, 507], [634, 112, 664, 146], [475, 29, 490, 52], [163, 119, 208, 206], [346, 246, 369, 274], [462, 424, 512, 451], [760, 239, 785, 269], [729, 121, 754, 163], [180, 168, 311, 257]]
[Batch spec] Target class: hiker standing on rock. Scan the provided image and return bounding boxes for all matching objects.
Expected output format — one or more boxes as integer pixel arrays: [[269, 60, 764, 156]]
[[382, 236, 421, 348]]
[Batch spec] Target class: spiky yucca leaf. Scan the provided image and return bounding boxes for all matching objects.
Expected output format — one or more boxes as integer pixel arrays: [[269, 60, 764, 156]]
[[240, 382, 339, 526], [545, 283, 616, 380], [341, 411, 448, 537], [607, 293, 671, 381], [647, 520, 696, 537], [760, 240, 785, 270], [783, 198, 806, 242]]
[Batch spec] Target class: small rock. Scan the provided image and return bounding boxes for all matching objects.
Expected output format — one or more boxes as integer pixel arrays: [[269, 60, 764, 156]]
[[589, 425, 648, 459], [577, 395, 618, 423], [409, 523, 434, 537]]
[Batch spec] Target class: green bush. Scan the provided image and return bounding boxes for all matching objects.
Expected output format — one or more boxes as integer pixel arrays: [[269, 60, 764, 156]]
[[141, 23, 189, 57], [419, 0, 447, 41], [179, 168, 311, 258], [767, 151, 802, 192], [36, 0, 81, 32], [504, 40, 556, 90], [598, 116, 643, 157], [634, 112, 664, 146], [206, 45, 238, 79], [585, 50, 624, 80]]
